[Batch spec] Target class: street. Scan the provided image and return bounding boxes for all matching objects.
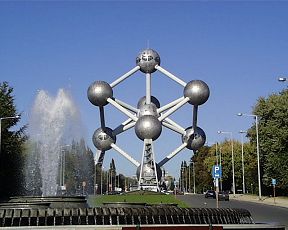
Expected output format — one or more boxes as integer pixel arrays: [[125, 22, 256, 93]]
[[177, 194, 288, 228]]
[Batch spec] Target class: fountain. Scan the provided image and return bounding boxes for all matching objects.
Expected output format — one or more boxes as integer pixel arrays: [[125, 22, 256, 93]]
[[25, 89, 82, 196]]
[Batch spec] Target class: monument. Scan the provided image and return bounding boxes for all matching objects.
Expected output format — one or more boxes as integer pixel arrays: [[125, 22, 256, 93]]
[[88, 48, 209, 191], [0, 49, 284, 229]]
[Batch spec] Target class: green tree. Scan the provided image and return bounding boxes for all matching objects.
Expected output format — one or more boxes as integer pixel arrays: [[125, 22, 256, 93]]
[[251, 89, 288, 195], [0, 82, 26, 199]]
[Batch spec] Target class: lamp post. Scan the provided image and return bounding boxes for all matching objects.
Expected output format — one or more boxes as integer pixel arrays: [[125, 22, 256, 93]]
[[192, 161, 196, 194], [217, 131, 235, 197], [0, 115, 20, 155], [278, 77, 287, 82], [239, 130, 247, 194], [237, 113, 262, 200]]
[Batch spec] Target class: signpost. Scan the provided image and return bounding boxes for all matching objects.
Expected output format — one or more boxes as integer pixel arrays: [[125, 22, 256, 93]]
[[212, 165, 222, 208], [272, 179, 276, 204]]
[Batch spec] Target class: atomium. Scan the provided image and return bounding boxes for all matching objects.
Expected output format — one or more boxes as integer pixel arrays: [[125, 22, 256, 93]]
[[136, 49, 160, 73], [135, 115, 162, 141], [88, 48, 209, 191], [184, 80, 210, 105], [182, 126, 206, 151], [87, 81, 113, 107], [92, 127, 116, 151]]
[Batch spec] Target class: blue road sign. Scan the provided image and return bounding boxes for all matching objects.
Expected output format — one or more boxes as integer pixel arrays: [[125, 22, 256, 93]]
[[272, 178, 276, 185], [212, 165, 222, 179]]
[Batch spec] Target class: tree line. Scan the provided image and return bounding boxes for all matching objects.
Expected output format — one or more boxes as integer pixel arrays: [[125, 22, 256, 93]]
[[179, 88, 288, 196]]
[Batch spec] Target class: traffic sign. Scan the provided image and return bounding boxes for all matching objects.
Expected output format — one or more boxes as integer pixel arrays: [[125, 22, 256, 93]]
[[212, 165, 222, 179], [272, 178, 276, 186]]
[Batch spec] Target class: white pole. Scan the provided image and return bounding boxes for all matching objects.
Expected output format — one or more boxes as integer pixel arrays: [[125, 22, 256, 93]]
[[155, 65, 187, 87], [110, 66, 140, 88], [107, 98, 138, 121], [158, 97, 190, 121], [110, 143, 140, 167], [240, 131, 246, 194], [158, 143, 187, 167], [146, 73, 151, 104], [158, 97, 185, 113], [231, 133, 235, 197], [255, 115, 262, 200]]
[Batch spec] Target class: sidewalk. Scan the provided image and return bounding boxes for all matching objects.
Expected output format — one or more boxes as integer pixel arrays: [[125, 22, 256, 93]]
[[230, 194, 288, 208]]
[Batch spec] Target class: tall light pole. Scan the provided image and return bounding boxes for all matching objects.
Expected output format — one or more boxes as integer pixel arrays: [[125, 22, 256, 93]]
[[239, 130, 247, 194], [217, 131, 235, 197], [237, 113, 262, 200], [278, 77, 287, 82], [192, 161, 196, 194], [0, 115, 20, 155]]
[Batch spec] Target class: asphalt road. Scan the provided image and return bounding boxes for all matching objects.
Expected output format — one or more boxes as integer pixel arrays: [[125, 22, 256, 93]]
[[177, 194, 288, 228]]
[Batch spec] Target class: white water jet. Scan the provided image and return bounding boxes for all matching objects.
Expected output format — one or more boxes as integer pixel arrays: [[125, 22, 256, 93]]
[[25, 89, 83, 196]]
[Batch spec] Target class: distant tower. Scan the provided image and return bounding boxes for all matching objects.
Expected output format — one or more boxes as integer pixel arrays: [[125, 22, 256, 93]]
[[88, 48, 209, 192]]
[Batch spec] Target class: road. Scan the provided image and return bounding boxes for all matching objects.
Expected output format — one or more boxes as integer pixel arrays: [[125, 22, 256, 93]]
[[177, 194, 288, 228]]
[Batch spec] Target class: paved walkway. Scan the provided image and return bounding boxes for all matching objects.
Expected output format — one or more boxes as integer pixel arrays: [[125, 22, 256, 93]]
[[230, 194, 288, 208]]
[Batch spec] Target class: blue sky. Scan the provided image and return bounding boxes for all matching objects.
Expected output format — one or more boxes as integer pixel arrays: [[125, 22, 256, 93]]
[[1, 1, 287, 178]]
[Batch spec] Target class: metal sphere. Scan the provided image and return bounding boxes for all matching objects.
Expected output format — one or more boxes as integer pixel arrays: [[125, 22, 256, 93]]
[[136, 163, 162, 181], [87, 81, 113, 107], [137, 96, 160, 109], [138, 103, 159, 117], [182, 126, 206, 150], [136, 49, 160, 73], [135, 115, 162, 141], [183, 80, 210, 105], [92, 127, 116, 151]]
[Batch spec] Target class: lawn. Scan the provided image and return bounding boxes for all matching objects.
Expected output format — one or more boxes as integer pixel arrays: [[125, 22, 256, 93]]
[[87, 193, 189, 208]]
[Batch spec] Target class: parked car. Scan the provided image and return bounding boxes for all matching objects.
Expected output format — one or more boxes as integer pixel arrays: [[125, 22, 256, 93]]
[[218, 191, 229, 201], [204, 190, 216, 198]]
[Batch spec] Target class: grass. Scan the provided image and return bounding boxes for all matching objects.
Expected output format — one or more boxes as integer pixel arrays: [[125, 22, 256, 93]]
[[87, 193, 189, 208]]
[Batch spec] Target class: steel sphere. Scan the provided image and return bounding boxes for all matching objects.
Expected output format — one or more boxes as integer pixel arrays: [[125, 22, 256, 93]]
[[136, 163, 162, 181], [182, 126, 206, 150], [138, 103, 159, 117], [87, 81, 113, 107], [92, 127, 116, 151], [183, 80, 210, 105], [135, 115, 162, 141], [137, 96, 160, 109], [136, 49, 160, 73]]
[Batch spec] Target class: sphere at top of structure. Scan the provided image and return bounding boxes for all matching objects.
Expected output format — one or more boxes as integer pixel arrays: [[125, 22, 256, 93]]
[[184, 80, 210, 105], [137, 96, 160, 109], [136, 163, 162, 181], [182, 126, 206, 150], [92, 127, 116, 151], [135, 115, 162, 141], [138, 103, 159, 117], [87, 81, 113, 107], [136, 49, 160, 73]]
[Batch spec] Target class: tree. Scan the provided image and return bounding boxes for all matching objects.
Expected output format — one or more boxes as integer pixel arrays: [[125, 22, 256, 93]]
[[0, 82, 26, 200], [251, 89, 288, 195]]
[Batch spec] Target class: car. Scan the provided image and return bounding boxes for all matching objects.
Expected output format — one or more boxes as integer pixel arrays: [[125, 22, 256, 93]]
[[204, 190, 216, 198], [218, 191, 229, 201]]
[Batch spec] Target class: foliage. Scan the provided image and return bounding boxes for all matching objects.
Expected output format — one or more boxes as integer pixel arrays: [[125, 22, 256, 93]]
[[251, 89, 288, 195], [0, 82, 27, 200], [64, 139, 95, 195]]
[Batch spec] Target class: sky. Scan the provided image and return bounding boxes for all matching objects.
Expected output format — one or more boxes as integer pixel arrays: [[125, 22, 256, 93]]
[[1, 1, 287, 179]]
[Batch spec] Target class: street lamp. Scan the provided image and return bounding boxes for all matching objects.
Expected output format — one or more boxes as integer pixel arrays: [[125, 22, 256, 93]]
[[278, 77, 287, 82], [239, 130, 247, 194], [191, 161, 196, 194], [0, 115, 20, 154], [237, 113, 262, 200], [217, 130, 235, 197]]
